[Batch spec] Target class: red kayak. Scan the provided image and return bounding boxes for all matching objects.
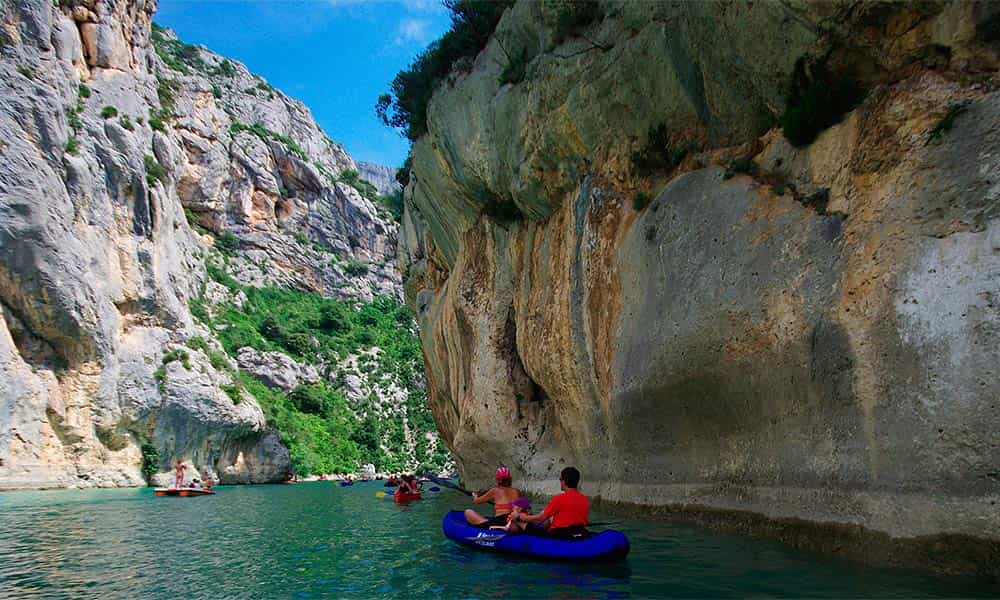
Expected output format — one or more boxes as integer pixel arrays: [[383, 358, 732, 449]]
[[393, 490, 421, 503], [155, 487, 215, 497]]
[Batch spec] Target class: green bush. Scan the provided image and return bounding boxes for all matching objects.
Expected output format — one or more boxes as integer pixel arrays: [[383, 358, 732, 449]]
[[229, 121, 308, 161], [631, 123, 689, 176], [151, 22, 208, 73], [633, 191, 651, 211], [144, 154, 167, 186], [498, 47, 529, 86], [100, 105, 118, 119], [66, 137, 79, 155], [17, 65, 34, 79], [140, 441, 160, 482], [376, 0, 514, 140], [221, 384, 242, 404], [548, 0, 603, 44], [395, 155, 412, 188], [211, 84, 222, 99], [78, 84, 91, 99], [214, 231, 240, 257], [216, 59, 237, 77], [781, 62, 861, 147], [120, 115, 134, 131], [187, 336, 233, 374], [149, 115, 165, 132], [162, 348, 191, 370], [343, 260, 369, 277]]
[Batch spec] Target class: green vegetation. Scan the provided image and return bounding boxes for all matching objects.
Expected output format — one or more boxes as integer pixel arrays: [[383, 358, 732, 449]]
[[633, 191, 651, 211], [547, 0, 603, 45], [78, 83, 91, 99], [151, 22, 208, 73], [65, 137, 79, 155], [229, 121, 308, 161], [395, 156, 412, 188], [926, 103, 968, 146], [191, 256, 445, 476], [140, 441, 160, 483], [781, 61, 861, 148], [100, 105, 118, 119], [211, 84, 222, 99], [498, 47, 528, 86], [343, 260, 369, 277], [217, 59, 237, 78], [162, 348, 191, 370], [150, 78, 179, 133], [214, 231, 240, 257], [376, 0, 514, 140], [120, 115, 134, 131], [144, 154, 166, 186], [185, 209, 210, 235], [377, 191, 404, 221], [17, 65, 34, 79], [631, 123, 690, 177]]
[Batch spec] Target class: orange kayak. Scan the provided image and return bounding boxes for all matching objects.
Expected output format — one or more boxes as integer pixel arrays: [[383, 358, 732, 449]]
[[393, 490, 421, 503], [155, 488, 215, 497]]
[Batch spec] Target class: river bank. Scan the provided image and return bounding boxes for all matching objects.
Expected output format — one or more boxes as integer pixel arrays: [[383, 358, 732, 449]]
[[1, 481, 996, 598]]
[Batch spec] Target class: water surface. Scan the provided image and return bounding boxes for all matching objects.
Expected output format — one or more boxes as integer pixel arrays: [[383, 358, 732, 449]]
[[0, 481, 995, 598]]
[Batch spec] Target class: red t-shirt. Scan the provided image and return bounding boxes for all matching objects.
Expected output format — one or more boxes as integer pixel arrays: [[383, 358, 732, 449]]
[[542, 489, 589, 529]]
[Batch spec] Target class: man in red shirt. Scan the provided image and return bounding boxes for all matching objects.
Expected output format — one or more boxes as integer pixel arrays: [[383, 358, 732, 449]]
[[510, 466, 589, 538]]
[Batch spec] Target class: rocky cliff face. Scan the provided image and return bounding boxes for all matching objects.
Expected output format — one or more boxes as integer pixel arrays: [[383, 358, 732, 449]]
[[357, 161, 401, 198], [0, 0, 404, 488], [400, 0, 1000, 573]]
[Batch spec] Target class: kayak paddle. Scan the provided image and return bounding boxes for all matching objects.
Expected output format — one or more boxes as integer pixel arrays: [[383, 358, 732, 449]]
[[422, 473, 473, 496]]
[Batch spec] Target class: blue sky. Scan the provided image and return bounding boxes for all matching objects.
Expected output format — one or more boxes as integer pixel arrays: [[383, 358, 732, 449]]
[[154, 0, 451, 167]]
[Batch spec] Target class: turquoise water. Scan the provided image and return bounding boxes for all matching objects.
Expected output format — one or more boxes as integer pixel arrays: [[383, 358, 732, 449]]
[[0, 481, 996, 598]]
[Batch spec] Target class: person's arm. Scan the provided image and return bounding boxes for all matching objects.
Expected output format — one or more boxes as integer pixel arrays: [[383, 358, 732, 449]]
[[471, 487, 496, 505], [517, 496, 558, 525]]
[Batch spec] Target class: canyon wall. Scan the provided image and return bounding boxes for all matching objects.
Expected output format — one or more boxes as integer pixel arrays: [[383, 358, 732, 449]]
[[400, 0, 1000, 573], [0, 0, 402, 488]]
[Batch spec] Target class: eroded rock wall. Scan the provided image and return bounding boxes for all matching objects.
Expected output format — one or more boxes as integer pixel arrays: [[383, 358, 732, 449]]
[[400, 0, 1000, 570], [0, 0, 399, 488]]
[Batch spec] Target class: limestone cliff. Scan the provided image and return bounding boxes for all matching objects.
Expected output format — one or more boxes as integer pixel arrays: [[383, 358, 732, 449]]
[[400, 0, 1000, 573], [0, 0, 405, 488]]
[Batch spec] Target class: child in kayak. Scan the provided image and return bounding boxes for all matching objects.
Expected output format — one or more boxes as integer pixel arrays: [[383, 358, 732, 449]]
[[399, 474, 420, 495], [508, 466, 589, 539], [465, 466, 523, 529]]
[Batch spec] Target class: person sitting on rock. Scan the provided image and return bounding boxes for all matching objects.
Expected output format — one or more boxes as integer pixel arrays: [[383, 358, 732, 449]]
[[464, 466, 522, 529], [507, 466, 589, 539]]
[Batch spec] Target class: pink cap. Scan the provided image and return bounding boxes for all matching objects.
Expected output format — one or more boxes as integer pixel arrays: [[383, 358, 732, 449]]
[[495, 466, 511, 480]]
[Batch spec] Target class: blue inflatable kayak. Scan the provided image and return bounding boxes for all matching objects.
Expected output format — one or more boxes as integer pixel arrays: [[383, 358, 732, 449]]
[[441, 511, 629, 562]]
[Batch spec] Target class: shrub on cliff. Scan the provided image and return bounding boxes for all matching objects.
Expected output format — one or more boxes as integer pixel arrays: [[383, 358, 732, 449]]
[[631, 123, 690, 177], [140, 442, 160, 483], [781, 61, 862, 147], [547, 0, 603, 45], [376, 0, 514, 140]]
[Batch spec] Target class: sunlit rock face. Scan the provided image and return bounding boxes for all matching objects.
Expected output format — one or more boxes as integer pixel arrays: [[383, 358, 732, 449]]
[[0, 0, 398, 488], [400, 0, 1000, 565]]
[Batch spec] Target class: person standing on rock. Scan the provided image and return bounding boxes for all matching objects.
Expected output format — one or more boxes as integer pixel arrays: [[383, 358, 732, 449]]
[[508, 466, 589, 539], [173, 460, 186, 489]]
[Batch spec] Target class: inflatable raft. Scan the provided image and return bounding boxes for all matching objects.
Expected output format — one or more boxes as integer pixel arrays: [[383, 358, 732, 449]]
[[393, 490, 422, 503], [154, 488, 214, 497], [441, 511, 629, 562]]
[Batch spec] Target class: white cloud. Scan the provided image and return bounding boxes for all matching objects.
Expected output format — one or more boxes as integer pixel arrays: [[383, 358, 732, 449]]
[[395, 17, 434, 46]]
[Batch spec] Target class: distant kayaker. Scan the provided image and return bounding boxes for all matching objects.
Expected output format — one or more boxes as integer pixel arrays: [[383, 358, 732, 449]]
[[508, 466, 589, 539], [464, 466, 522, 529], [173, 460, 185, 489], [400, 474, 420, 494]]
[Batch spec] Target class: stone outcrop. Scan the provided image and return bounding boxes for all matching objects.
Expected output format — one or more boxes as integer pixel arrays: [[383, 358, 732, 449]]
[[400, 0, 1000, 574], [0, 0, 399, 488], [357, 161, 401, 197]]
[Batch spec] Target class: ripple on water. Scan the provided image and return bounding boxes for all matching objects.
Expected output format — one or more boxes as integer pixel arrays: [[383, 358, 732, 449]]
[[0, 483, 998, 599]]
